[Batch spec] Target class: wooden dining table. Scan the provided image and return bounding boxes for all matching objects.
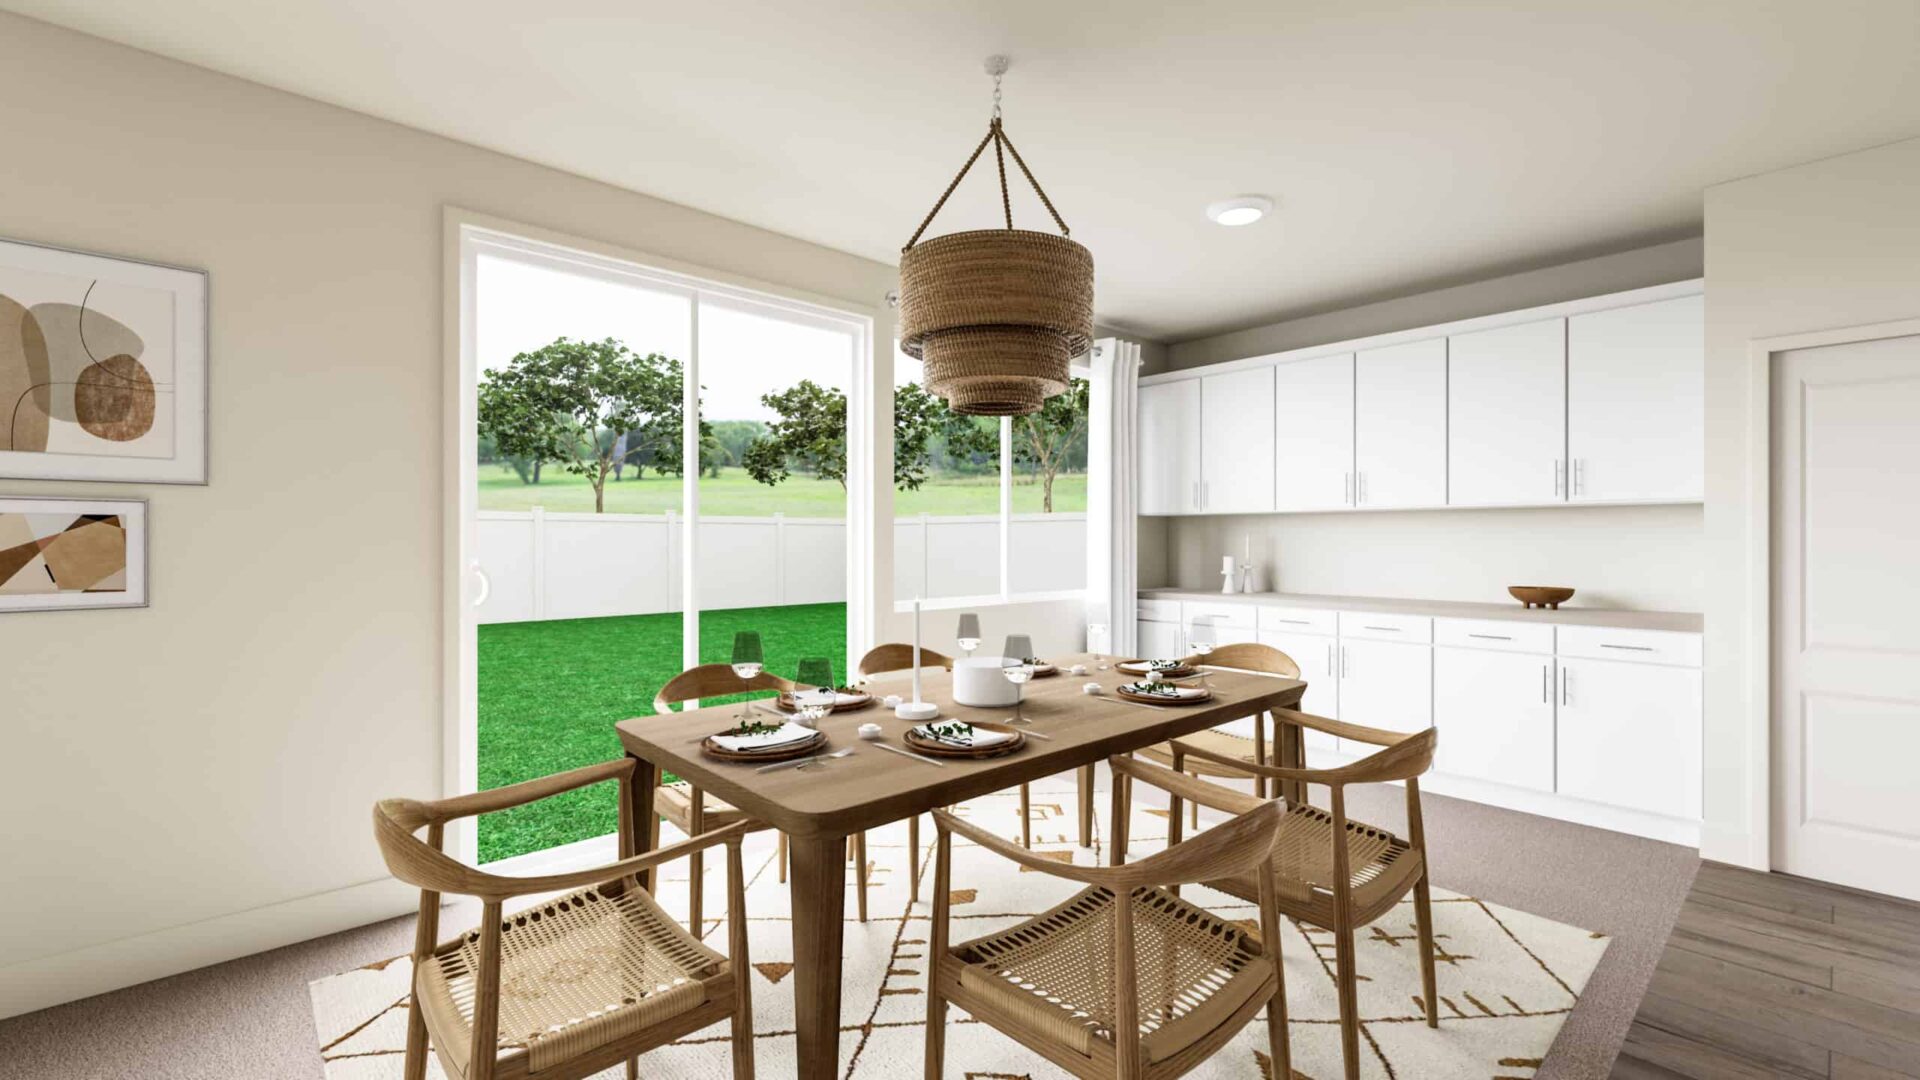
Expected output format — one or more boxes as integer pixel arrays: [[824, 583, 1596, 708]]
[[613, 653, 1305, 1080]]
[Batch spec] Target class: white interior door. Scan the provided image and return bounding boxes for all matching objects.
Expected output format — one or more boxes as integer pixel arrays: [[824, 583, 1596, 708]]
[[1274, 353, 1355, 511], [1773, 333, 1920, 900], [1200, 367, 1275, 513], [1448, 318, 1566, 506], [1138, 380, 1200, 514], [1354, 338, 1447, 508]]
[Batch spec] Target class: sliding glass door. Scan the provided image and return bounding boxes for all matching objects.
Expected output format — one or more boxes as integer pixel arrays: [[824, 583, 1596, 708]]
[[457, 224, 870, 864]]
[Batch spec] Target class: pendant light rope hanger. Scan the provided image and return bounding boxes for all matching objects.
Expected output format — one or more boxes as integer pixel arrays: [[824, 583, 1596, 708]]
[[898, 55, 1094, 416]]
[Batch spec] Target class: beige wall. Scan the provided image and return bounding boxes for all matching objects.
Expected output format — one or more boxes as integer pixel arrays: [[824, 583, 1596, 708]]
[[0, 13, 1071, 1018], [1160, 238, 1703, 372], [1699, 136, 1920, 867], [1162, 506, 1704, 612]]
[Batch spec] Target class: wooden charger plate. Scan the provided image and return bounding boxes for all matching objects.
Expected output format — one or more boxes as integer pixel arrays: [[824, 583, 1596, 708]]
[[775, 689, 875, 713], [903, 720, 1027, 759], [1116, 660, 1196, 679], [1026, 662, 1060, 678], [1115, 683, 1213, 707], [702, 729, 827, 763]]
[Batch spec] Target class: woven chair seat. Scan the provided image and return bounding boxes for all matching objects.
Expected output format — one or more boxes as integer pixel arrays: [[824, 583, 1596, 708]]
[[1137, 728, 1264, 779], [654, 780, 751, 830], [953, 884, 1271, 1065], [416, 882, 729, 1078], [1207, 804, 1420, 925]]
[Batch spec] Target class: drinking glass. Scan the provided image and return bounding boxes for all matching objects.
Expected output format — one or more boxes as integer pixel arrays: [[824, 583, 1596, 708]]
[[1001, 634, 1035, 665], [1088, 622, 1110, 670], [796, 657, 835, 690], [956, 612, 982, 657], [730, 631, 764, 718], [1002, 656, 1035, 725], [1187, 618, 1216, 690]]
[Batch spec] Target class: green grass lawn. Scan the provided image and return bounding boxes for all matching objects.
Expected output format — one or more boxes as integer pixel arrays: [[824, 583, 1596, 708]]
[[477, 602, 847, 862], [478, 465, 1087, 516]]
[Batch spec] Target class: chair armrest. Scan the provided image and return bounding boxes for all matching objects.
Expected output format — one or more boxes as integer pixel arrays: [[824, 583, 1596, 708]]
[[933, 810, 1139, 887], [1170, 737, 1346, 786], [1271, 708, 1409, 748], [375, 813, 757, 901], [382, 759, 635, 830], [1111, 755, 1264, 816]]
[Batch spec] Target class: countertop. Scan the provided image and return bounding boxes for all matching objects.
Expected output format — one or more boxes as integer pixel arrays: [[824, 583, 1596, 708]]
[[1138, 588, 1703, 634]]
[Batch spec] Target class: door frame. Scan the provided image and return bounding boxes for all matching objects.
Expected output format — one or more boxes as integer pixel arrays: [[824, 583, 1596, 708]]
[[441, 206, 880, 865], [1740, 316, 1920, 873]]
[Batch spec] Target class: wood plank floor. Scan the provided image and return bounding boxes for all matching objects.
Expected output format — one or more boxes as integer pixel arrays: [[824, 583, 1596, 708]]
[[1612, 861, 1920, 1078]]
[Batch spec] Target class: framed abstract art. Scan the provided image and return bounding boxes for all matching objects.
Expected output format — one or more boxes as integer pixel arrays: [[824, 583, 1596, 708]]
[[0, 497, 148, 612], [0, 236, 207, 483]]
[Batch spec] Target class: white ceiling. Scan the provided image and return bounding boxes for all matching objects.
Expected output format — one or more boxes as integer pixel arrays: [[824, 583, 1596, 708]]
[[8, 1, 1919, 341]]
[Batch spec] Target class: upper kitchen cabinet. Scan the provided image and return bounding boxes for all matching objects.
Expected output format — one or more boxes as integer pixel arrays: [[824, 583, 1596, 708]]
[[1273, 353, 1355, 511], [1354, 338, 1447, 508], [1567, 295, 1704, 503], [1449, 318, 1567, 506], [1138, 378, 1201, 515], [1198, 366, 1276, 513]]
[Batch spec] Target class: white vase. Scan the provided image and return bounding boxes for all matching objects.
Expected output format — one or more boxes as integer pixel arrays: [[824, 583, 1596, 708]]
[[951, 657, 1022, 707]]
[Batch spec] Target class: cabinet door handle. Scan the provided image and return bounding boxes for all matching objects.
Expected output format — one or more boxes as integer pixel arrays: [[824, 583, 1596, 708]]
[[1553, 458, 1563, 497], [1201, 481, 1209, 508], [1192, 481, 1200, 509], [1468, 633, 1511, 641], [1326, 643, 1333, 676], [1344, 472, 1352, 505], [1561, 666, 1571, 707], [1339, 646, 1348, 677], [1599, 643, 1655, 652], [1573, 458, 1585, 497], [1358, 471, 1367, 504], [1541, 663, 1549, 704]]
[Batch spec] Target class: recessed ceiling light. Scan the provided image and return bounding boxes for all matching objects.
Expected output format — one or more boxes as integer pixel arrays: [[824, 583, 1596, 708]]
[[1206, 195, 1273, 227]]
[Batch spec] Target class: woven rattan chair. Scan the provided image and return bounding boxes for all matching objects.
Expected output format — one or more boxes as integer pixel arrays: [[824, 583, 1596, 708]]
[[371, 759, 756, 1080], [925, 755, 1293, 1080], [1151, 715, 1441, 1080], [652, 663, 798, 934], [1132, 643, 1301, 828]]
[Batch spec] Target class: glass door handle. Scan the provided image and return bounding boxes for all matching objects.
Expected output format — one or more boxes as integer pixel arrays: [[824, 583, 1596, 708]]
[[470, 559, 491, 608]]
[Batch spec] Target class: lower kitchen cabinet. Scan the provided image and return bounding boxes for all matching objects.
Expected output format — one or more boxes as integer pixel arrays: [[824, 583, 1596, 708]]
[[1337, 637, 1432, 755], [1434, 646, 1555, 792], [1137, 618, 1184, 662], [1258, 629, 1339, 754], [1555, 657, 1702, 819]]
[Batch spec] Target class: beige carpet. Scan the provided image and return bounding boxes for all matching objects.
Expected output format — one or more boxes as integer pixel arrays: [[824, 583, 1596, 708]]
[[310, 777, 1612, 1078]]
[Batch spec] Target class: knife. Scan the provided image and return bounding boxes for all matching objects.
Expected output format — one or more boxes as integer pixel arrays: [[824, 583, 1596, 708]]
[[871, 741, 946, 767]]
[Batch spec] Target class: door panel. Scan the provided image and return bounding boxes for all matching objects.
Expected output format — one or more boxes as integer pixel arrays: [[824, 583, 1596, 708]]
[[1435, 646, 1554, 791], [1354, 338, 1447, 508], [1568, 295, 1703, 502], [1337, 638, 1431, 755], [1557, 657, 1699, 819], [1274, 353, 1355, 511], [1448, 318, 1566, 506], [1773, 333, 1920, 900], [1138, 380, 1201, 515], [1259, 629, 1338, 754], [1200, 367, 1275, 513]]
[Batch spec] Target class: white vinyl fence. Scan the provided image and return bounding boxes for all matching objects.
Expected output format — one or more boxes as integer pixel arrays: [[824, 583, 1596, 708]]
[[476, 509, 1086, 624]]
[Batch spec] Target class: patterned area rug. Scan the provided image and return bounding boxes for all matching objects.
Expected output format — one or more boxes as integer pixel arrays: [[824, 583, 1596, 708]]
[[311, 774, 1608, 1078]]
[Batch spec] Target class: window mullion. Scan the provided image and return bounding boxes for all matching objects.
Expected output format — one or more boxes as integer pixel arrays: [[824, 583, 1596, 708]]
[[999, 415, 1012, 602]]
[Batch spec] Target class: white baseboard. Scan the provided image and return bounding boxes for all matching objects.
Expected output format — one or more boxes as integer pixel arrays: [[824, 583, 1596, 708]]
[[0, 875, 417, 1022]]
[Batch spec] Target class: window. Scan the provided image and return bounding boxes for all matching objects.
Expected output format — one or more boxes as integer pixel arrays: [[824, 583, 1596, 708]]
[[892, 348, 1091, 609]]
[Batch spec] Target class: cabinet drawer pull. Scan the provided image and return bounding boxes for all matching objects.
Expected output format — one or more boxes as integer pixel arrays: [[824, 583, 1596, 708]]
[[1599, 643, 1655, 652], [1271, 617, 1311, 625], [1468, 633, 1512, 641], [1362, 625, 1401, 632]]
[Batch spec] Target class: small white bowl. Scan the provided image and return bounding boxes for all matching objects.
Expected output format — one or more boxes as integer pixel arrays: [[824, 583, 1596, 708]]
[[1081, 682, 1104, 696], [857, 722, 884, 740]]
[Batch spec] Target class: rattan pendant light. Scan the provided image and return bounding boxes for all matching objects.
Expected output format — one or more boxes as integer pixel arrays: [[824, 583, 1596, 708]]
[[898, 57, 1094, 416]]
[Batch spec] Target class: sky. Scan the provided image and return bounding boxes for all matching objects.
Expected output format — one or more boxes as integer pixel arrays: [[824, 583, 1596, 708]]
[[476, 252, 908, 424]]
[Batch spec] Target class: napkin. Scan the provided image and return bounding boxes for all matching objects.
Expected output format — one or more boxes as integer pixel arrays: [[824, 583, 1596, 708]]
[[789, 688, 840, 708], [1120, 659, 1185, 673], [912, 723, 1018, 749], [1121, 682, 1208, 700], [710, 721, 818, 752]]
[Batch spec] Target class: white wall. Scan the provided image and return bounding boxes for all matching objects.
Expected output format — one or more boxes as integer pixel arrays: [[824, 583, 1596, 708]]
[[1164, 506, 1704, 612], [0, 13, 1074, 1018], [1699, 136, 1920, 868]]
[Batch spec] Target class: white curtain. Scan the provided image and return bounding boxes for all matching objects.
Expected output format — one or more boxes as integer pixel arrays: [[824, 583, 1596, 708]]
[[1086, 337, 1140, 655]]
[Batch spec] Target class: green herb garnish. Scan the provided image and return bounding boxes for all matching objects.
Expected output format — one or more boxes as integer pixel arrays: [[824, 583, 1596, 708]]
[[720, 719, 785, 738], [924, 721, 975, 743], [1123, 681, 1181, 697]]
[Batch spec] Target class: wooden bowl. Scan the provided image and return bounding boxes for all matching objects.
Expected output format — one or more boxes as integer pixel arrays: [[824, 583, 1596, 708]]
[[1509, 586, 1575, 610]]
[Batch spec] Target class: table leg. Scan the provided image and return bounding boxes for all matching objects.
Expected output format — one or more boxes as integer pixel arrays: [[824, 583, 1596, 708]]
[[625, 753, 658, 893], [1077, 764, 1095, 848], [788, 832, 847, 1080]]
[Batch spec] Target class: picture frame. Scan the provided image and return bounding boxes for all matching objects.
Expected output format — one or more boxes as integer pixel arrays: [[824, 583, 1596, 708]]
[[0, 235, 208, 483], [0, 496, 148, 612]]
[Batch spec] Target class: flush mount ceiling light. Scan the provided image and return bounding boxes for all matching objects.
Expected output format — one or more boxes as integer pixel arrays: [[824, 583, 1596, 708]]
[[1206, 195, 1274, 226], [898, 55, 1094, 417]]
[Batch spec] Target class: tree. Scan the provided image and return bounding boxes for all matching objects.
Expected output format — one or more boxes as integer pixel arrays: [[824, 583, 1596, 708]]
[[743, 379, 999, 493], [1013, 376, 1090, 512], [477, 337, 686, 512]]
